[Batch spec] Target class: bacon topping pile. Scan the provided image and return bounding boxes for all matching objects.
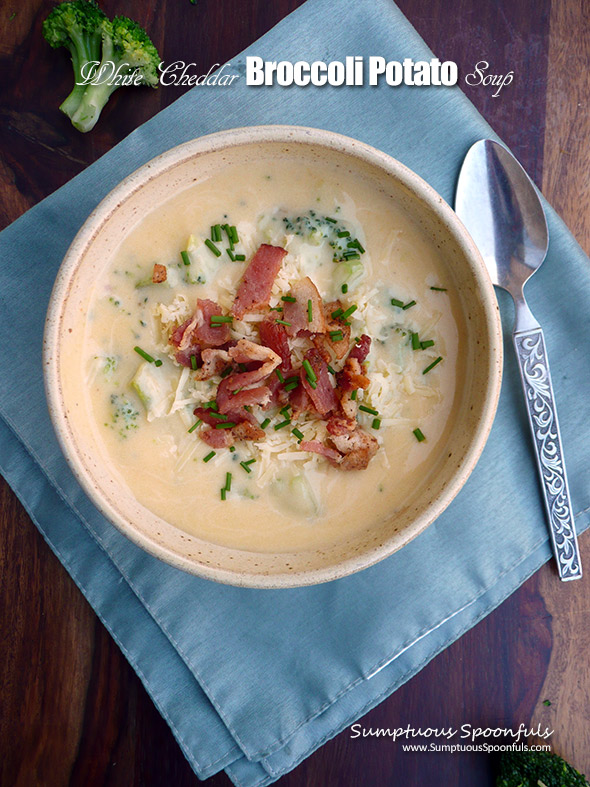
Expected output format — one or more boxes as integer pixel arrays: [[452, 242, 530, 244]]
[[168, 244, 379, 470]]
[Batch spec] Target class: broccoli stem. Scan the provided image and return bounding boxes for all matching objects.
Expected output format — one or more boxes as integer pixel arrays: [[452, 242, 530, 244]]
[[59, 28, 102, 119], [71, 78, 118, 132]]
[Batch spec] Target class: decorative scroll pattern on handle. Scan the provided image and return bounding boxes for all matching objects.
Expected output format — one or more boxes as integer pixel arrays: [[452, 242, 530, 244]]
[[514, 328, 582, 580]]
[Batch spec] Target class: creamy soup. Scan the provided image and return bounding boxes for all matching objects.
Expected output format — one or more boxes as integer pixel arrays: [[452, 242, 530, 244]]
[[77, 157, 465, 553]]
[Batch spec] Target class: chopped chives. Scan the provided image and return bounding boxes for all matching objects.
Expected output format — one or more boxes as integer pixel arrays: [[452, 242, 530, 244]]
[[274, 419, 291, 430], [292, 428, 304, 442], [331, 307, 343, 319], [238, 363, 247, 372], [229, 225, 239, 244], [180, 250, 191, 266], [190, 354, 197, 370], [281, 295, 296, 303], [420, 339, 435, 350], [204, 238, 222, 257], [327, 364, 336, 375], [402, 300, 417, 310], [341, 304, 357, 319], [225, 472, 232, 491], [232, 387, 243, 395], [423, 356, 443, 374], [337, 230, 350, 238], [260, 418, 271, 429], [275, 319, 291, 327], [330, 331, 343, 342], [390, 298, 404, 308], [209, 412, 228, 420], [341, 283, 348, 294], [154, 359, 163, 367], [325, 216, 337, 223], [302, 359, 317, 382], [240, 461, 252, 473], [220, 488, 227, 501], [220, 366, 232, 378], [234, 254, 246, 261], [215, 422, 236, 429], [188, 419, 202, 433], [229, 446, 236, 452], [413, 428, 426, 442], [430, 286, 447, 292], [411, 332, 421, 351], [203, 400, 218, 410], [307, 378, 317, 389], [243, 405, 252, 412], [350, 239, 365, 254], [342, 252, 360, 261], [203, 451, 216, 463], [284, 381, 299, 391], [372, 418, 381, 430], [226, 248, 235, 261], [359, 404, 379, 416], [307, 299, 313, 322], [134, 346, 155, 364], [275, 368, 285, 383], [280, 405, 291, 416], [243, 458, 256, 466], [211, 224, 222, 242], [351, 389, 357, 400], [269, 306, 283, 312], [210, 315, 233, 324]]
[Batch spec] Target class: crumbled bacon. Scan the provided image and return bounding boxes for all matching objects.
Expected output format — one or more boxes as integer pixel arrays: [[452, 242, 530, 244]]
[[328, 428, 379, 470], [300, 348, 338, 416], [300, 440, 342, 464], [259, 317, 291, 370], [231, 245, 287, 319], [217, 382, 271, 413], [194, 349, 231, 381], [200, 427, 232, 449], [349, 334, 371, 363], [152, 263, 167, 283], [282, 277, 326, 337], [232, 421, 265, 441], [288, 377, 312, 418], [170, 299, 231, 366], [336, 357, 370, 393], [313, 300, 351, 360], [326, 415, 357, 436]]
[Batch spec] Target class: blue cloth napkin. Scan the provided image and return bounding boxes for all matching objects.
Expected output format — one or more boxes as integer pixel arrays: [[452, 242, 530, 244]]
[[1, 0, 589, 783]]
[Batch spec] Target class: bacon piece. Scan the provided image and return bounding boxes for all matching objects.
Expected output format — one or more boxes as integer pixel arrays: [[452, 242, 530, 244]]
[[200, 428, 232, 449], [232, 421, 265, 441], [338, 388, 358, 420], [170, 300, 231, 366], [193, 407, 225, 427], [152, 263, 167, 283], [300, 440, 342, 464], [349, 334, 371, 363], [259, 318, 291, 369], [326, 415, 357, 436], [336, 357, 370, 393], [300, 349, 338, 416], [313, 300, 351, 360], [226, 339, 281, 389], [217, 383, 271, 413], [231, 245, 286, 319], [282, 277, 326, 337], [328, 429, 379, 470], [194, 349, 231, 381], [289, 377, 312, 418]]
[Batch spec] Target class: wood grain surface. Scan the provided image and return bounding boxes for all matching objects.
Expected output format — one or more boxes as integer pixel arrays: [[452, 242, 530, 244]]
[[1, 1, 589, 785]]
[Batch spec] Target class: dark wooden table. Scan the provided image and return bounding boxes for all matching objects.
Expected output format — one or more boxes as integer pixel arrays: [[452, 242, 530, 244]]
[[1, 1, 589, 784]]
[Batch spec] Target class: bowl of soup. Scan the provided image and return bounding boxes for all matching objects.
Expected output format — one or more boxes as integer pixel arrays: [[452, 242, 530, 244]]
[[44, 125, 502, 587]]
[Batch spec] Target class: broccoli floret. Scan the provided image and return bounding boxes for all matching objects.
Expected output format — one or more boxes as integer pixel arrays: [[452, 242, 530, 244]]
[[42, 0, 107, 118], [109, 393, 139, 438], [496, 750, 589, 787], [70, 15, 161, 133]]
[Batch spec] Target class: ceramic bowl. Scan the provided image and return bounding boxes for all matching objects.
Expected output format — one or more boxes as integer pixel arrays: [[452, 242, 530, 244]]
[[44, 125, 502, 588]]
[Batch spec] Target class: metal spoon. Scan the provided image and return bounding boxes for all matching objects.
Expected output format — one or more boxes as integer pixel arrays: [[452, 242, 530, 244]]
[[456, 139, 582, 581]]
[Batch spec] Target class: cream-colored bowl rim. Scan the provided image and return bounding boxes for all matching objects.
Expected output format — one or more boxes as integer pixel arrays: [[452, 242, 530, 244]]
[[44, 125, 503, 588]]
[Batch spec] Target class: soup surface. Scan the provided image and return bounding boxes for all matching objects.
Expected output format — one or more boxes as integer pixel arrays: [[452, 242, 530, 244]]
[[78, 157, 465, 553]]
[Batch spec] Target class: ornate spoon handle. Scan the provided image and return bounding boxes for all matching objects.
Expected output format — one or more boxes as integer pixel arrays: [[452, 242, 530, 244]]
[[513, 326, 582, 580]]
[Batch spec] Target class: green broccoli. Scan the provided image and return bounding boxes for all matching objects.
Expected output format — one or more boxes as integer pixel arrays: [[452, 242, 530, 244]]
[[70, 15, 160, 133], [496, 750, 589, 787], [42, 0, 107, 118]]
